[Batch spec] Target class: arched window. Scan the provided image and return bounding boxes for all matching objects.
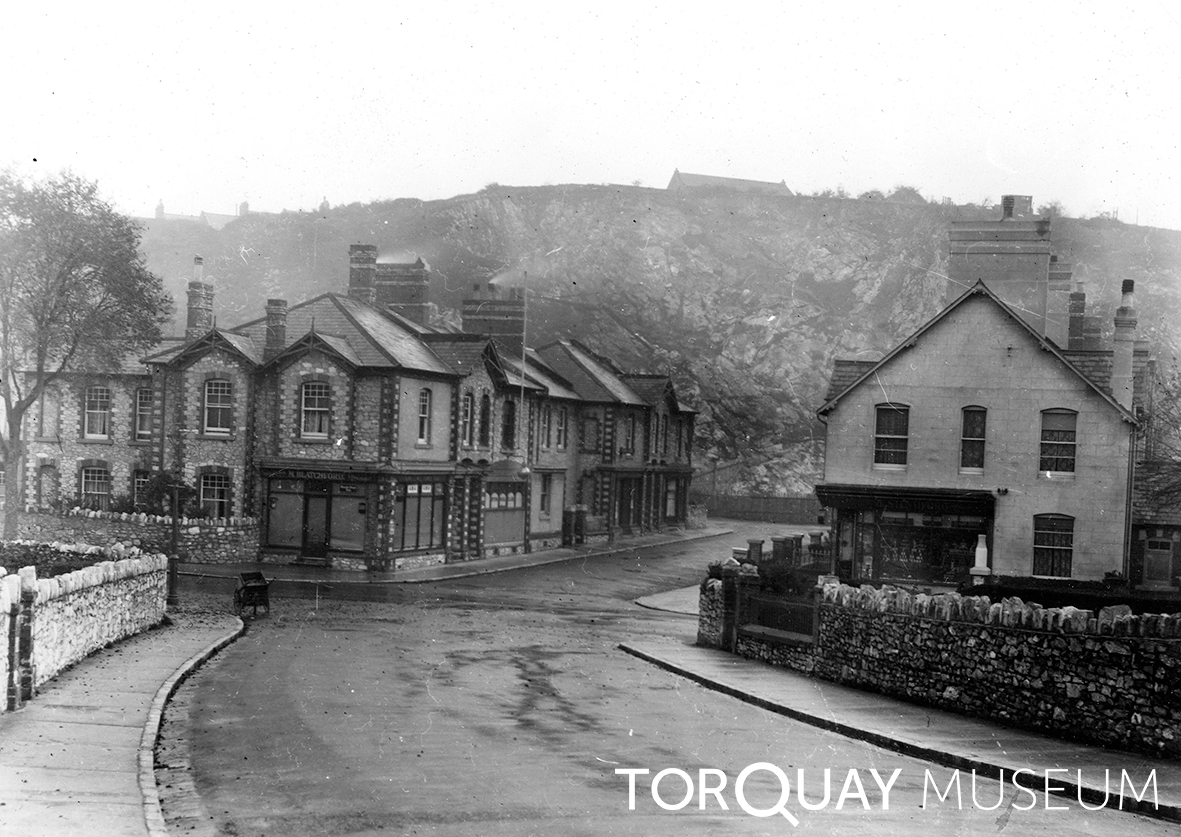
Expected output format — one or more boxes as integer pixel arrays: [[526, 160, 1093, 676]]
[[460, 392, 475, 447], [478, 394, 491, 447], [501, 399, 517, 450], [301, 382, 330, 439]]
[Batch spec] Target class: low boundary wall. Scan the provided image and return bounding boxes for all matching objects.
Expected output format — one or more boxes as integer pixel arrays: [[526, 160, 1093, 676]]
[[700, 565, 1181, 758], [1, 544, 167, 710], [17, 509, 259, 565]]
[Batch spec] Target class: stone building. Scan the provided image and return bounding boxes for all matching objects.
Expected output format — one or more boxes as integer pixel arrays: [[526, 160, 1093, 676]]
[[20, 248, 695, 571], [816, 196, 1163, 588]]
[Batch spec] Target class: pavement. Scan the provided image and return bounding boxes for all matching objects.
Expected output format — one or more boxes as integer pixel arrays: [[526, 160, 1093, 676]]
[[0, 609, 243, 837], [2, 522, 1179, 834]]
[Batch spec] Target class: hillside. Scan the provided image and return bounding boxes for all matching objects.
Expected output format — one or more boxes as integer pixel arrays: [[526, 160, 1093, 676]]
[[136, 186, 1181, 494]]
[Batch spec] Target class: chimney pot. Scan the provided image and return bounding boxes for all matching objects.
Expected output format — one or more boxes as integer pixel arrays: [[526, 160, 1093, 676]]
[[1122, 279, 1135, 294]]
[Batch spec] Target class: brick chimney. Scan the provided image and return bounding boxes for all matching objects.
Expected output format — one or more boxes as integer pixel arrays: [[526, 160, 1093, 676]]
[[348, 244, 377, 305], [375, 257, 431, 325], [462, 281, 526, 355], [264, 299, 288, 361], [1001, 195, 1033, 219], [1067, 281, 1087, 349], [185, 256, 214, 340], [1112, 279, 1138, 410]]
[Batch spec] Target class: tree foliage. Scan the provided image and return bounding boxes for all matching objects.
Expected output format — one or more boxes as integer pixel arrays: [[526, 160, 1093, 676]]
[[1137, 367, 1181, 515], [0, 171, 172, 535]]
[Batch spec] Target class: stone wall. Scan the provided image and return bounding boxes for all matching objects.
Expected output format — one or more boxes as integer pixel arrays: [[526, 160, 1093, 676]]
[[1, 544, 167, 711], [699, 568, 1181, 758], [696, 579, 723, 646], [16, 509, 260, 565]]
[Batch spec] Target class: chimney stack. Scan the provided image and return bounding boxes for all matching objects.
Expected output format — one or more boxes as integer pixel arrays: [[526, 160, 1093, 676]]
[[348, 244, 377, 305], [375, 257, 431, 325], [462, 281, 526, 354], [264, 299, 288, 361], [185, 256, 214, 340], [1112, 279, 1138, 410], [1067, 281, 1087, 349]]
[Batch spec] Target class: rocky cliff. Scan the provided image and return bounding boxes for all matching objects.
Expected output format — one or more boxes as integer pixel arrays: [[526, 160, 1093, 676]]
[[137, 185, 1181, 494]]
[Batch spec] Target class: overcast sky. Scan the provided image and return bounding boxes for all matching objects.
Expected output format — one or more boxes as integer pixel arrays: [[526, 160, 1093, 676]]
[[5, 3, 1180, 228]]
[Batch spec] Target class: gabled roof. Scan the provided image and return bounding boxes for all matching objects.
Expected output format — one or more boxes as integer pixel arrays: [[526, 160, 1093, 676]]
[[144, 328, 262, 367], [621, 374, 691, 413], [231, 294, 453, 375], [535, 341, 646, 406], [267, 331, 362, 368], [817, 281, 1138, 424]]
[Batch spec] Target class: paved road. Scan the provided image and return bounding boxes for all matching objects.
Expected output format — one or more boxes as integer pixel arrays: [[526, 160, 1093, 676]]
[[163, 523, 1176, 835]]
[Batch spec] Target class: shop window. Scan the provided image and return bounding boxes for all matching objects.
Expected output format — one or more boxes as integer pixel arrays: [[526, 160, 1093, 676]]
[[204, 380, 233, 435], [394, 481, 446, 551], [301, 381, 330, 439], [84, 386, 111, 439], [960, 406, 986, 470], [1033, 514, 1074, 577], [1039, 410, 1076, 473], [873, 403, 909, 467]]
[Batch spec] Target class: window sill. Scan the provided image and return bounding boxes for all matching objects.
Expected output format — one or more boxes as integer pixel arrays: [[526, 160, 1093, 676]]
[[415, 442, 433, 450], [198, 434, 236, 442], [299, 437, 333, 444], [1038, 471, 1076, 481], [79, 438, 113, 445], [872, 463, 907, 472], [129, 439, 153, 447], [959, 467, 984, 476]]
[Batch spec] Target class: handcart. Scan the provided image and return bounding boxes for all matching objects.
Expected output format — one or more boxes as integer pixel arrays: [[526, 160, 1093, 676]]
[[233, 571, 271, 616]]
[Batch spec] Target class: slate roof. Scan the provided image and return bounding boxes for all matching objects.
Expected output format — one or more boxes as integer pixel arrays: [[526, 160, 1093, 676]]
[[420, 333, 490, 376], [232, 294, 453, 375], [142, 329, 262, 366], [818, 281, 1138, 424], [823, 360, 880, 403], [535, 341, 646, 406]]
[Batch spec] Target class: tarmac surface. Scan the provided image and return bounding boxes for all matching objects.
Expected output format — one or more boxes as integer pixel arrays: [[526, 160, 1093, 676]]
[[2, 521, 1179, 835]]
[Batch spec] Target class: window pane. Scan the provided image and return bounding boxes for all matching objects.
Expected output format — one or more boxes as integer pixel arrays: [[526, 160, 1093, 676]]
[[962, 408, 986, 439], [875, 405, 908, 437], [1033, 515, 1073, 576], [85, 387, 111, 437]]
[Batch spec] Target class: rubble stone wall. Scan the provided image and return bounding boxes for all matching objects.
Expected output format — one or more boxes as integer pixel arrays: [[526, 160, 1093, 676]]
[[1, 545, 167, 710], [699, 573, 1181, 757], [17, 509, 259, 564]]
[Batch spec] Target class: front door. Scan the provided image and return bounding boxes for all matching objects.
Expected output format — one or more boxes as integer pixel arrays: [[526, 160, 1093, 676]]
[[303, 481, 331, 557], [1144, 539, 1174, 587]]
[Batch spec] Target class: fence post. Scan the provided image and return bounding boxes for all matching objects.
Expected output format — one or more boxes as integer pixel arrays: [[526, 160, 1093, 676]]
[[721, 564, 740, 652], [17, 567, 36, 702], [747, 539, 764, 564], [771, 536, 788, 562], [790, 534, 804, 566]]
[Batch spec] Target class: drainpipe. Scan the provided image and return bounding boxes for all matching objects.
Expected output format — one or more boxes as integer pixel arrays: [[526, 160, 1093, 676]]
[[1125, 424, 1136, 582]]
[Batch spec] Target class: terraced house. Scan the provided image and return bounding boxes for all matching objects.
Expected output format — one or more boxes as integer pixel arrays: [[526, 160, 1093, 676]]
[[20, 248, 695, 571], [816, 196, 1169, 589]]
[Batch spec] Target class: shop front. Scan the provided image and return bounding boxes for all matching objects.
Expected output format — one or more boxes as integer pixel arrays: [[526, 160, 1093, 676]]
[[817, 484, 994, 587], [260, 461, 383, 569]]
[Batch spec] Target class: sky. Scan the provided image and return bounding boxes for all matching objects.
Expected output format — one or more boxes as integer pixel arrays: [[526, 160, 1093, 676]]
[[4, 3, 1181, 228]]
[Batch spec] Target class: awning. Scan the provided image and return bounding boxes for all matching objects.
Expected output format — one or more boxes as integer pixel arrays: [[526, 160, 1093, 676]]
[[815, 483, 996, 516]]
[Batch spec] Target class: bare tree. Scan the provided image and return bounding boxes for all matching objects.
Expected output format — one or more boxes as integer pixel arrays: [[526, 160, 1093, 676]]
[[0, 171, 172, 537]]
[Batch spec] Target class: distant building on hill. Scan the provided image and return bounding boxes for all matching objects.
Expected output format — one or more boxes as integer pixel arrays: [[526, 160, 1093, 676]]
[[667, 169, 793, 196], [151, 200, 274, 230]]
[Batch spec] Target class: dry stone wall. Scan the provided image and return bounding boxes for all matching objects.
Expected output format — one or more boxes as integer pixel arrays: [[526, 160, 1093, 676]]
[[698, 572, 1181, 758]]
